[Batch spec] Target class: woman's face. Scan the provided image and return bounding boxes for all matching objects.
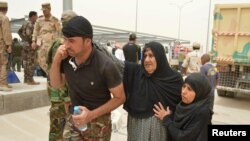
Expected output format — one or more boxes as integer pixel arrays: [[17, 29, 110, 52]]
[[143, 48, 157, 75], [181, 83, 196, 104]]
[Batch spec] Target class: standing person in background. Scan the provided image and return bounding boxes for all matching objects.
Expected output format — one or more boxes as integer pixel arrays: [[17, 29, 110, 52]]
[[6, 48, 12, 71], [0, 1, 12, 91], [18, 11, 40, 85], [177, 48, 185, 72], [200, 53, 219, 114], [182, 42, 201, 75], [32, 3, 60, 75], [123, 33, 141, 63], [123, 41, 183, 141], [114, 43, 125, 61], [11, 38, 23, 72], [154, 73, 212, 141], [106, 42, 113, 54], [46, 10, 77, 141], [50, 16, 125, 140]]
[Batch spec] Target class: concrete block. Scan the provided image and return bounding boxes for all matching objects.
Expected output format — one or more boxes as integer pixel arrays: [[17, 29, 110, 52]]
[[0, 94, 3, 115], [2, 90, 50, 115]]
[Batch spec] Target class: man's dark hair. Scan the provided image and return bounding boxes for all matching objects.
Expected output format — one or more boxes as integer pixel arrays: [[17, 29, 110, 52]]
[[107, 42, 111, 46], [0, 7, 7, 11], [29, 11, 37, 18], [129, 33, 137, 41], [13, 38, 18, 42], [201, 53, 210, 62]]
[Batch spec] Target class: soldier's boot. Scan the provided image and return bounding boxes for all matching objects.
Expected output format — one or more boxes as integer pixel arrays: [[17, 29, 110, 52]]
[[0, 65, 12, 92], [27, 80, 40, 85], [25, 78, 40, 85], [24, 77, 29, 83], [0, 85, 12, 91]]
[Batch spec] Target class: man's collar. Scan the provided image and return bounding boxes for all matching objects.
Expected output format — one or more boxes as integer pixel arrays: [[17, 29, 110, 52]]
[[69, 45, 96, 71]]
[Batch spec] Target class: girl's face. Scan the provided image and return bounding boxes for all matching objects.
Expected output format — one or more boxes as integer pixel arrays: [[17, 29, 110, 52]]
[[143, 48, 157, 75], [181, 83, 196, 104]]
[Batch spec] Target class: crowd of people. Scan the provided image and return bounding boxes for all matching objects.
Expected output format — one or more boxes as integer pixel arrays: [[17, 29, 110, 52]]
[[1, 1, 220, 141]]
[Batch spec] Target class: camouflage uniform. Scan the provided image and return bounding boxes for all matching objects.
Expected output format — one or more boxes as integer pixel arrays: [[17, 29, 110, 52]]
[[182, 42, 201, 75], [32, 13, 60, 74], [18, 19, 37, 82], [43, 8, 76, 141], [63, 113, 112, 141], [11, 40, 23, 72], [0, 2, 12, 91], [182, 50, 201, 74], [47, 38, 70, 141]]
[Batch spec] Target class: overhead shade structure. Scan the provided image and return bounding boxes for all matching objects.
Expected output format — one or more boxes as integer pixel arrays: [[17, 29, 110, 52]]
[[63, 0, 73, 11], [10, 18, 190, 45]]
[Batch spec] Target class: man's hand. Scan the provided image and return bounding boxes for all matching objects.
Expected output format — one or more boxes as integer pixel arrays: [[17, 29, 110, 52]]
[[72, 106, 91, 128], [6, 46, 12, 53], [64, 102, 71, 114], [182, 67, 187, 76], [54, 45, 69, 61], [31, 41, 37, 50]]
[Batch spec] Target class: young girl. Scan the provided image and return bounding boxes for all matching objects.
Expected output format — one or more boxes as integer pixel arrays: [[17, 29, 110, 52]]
[[154, 73, 212, 141]]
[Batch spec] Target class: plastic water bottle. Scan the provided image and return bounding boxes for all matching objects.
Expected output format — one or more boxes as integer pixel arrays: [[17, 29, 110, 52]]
[[73, 106, 88, 131]]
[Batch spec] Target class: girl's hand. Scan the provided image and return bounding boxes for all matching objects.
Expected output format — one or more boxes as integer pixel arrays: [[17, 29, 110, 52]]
[[153, 102, 171, 120]]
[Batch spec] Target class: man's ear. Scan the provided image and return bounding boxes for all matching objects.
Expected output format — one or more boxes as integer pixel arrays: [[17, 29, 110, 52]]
[[85, 38, 92, 45]]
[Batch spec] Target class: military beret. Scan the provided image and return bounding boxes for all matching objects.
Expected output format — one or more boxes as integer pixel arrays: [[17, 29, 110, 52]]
[[41, 3, 51, 10], [192, 42, 200, 49], [61, 10, 77, 25], [0, 1, 7, 8]]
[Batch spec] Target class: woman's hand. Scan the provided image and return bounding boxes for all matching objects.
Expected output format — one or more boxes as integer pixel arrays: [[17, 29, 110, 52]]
[[153, 102, 171, 120]]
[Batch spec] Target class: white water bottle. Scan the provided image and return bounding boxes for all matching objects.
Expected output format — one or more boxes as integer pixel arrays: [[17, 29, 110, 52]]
[[73, 106, 88, 131]]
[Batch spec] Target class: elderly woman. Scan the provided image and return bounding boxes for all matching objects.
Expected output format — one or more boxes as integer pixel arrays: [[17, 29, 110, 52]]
[[154, 73, 212, 141], [123, 41, 183, 141]]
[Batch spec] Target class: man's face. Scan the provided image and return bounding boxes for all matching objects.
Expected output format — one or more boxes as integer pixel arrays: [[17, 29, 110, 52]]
[[31, 15, 38, 22], [63, 37, 89, 57], [42, 9, 51, 17], [201, 57, 205, 65]]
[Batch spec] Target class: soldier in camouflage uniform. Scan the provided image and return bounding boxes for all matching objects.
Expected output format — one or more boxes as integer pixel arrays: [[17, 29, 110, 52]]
[[0, 1, 12, 91], [31, 3, 61, 75], [46, 10, 77, 141], [11, 38, 23, 72], [18, 11, 39, 85]]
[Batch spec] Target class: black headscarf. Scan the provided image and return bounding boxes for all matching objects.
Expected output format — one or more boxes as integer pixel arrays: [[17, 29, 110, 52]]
[[174, 73, 212, 129], [123, 41, 183, 118]]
